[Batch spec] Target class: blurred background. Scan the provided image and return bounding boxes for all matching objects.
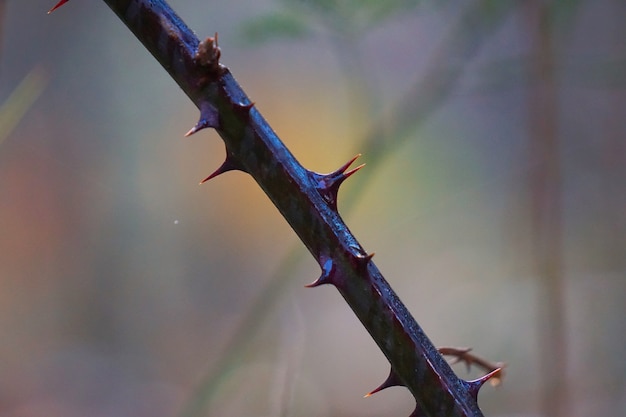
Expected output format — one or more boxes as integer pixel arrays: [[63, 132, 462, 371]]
[[1, 1, 625, 416]]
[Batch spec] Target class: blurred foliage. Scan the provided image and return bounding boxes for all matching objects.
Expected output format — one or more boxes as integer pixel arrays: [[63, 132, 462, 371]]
[[240, 11, 312, 45], [240, 0, 429, 43], [0, 68, 47, 145], [548, 0, 584, 27]]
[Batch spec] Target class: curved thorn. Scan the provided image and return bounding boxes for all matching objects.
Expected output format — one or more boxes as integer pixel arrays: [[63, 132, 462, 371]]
[[184, 122, 205, 137], [408, 404, 427, 417], [309, 154, 364, 211], [323, 155, 363, 189], [305, 257, 336, 288], [233, 101, 255, 118], [48, 0, 69, 14], [200, 156, 244, 184], [324, 162, 365, 199], [466, 367, 504, 399], [309, 154, 362, 188], [185, 102, 219, 136], [239, 101, 255, 111], [343, 163, 366, 179], [364, 368, 402, 397], [333, 153, 362, 176], [185, 124, 202, 137]]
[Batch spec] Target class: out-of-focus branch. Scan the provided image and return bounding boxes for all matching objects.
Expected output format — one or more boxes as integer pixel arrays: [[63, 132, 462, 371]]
[[522, 2, 567, 417]]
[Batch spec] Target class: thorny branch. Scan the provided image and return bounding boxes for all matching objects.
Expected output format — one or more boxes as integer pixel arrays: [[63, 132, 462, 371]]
[[48, 1, 502, 416], [184, 1, 515, 413]]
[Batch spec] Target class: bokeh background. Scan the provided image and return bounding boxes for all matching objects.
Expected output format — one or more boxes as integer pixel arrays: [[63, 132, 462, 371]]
[[1, 1, 625, 416]]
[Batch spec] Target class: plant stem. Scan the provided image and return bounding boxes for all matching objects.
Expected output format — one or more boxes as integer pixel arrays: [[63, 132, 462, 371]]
[[186, 4, 516, 413], [73, 0, 501, 414]]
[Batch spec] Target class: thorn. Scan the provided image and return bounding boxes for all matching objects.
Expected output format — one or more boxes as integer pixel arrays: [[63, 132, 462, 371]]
[[48, 0, 69, 13], [355, 251, 375, 271], [185, 102, 219, 137], [184, 123, 207, 137], [233, 101, 255, 118], [199, 155, 244, 184], [237, 101, 255, 111], [305, 257, 336, 288], [310, 154, 364, 210], [332, 153, 362, 176], [408, 404, 427, 417], [466, 367, 504, 400], [344, 163, 366, 179], [364, 368, 402, 397], [361, 252, 375, 262]]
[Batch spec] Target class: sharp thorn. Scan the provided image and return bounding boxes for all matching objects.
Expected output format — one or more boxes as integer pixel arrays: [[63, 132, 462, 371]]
[[304, 275, 330, 288], [363, 252, 375, 262], [48, 0, 70, 13], [466, 367, 504, 399], [324, 161, 365, 195], [199, 156, 243, 184], [352, 251, 374, 274], [305, 257, 336, 288], [355, 251, 375, 266], [344, 163, 366, 179], [310, 154, 363, 188], [309, 154, 364, 211], [186, 102, 220, 136], [233, 101, 255, 117], [184, 124, 202, 137], [334, 153, 362, 176], [364, 368, 402, 397], [408, 404, 427, 417]]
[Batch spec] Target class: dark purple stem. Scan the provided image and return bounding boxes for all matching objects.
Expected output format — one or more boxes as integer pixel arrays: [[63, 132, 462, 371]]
[[58, 0, 498, 415]]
